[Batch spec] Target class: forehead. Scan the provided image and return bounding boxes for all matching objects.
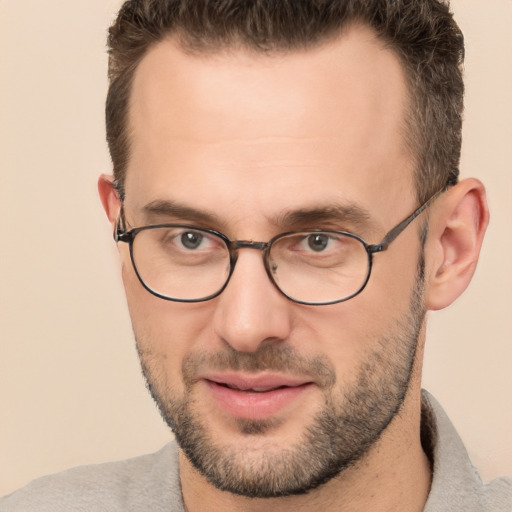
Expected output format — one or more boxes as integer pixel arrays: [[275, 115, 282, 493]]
[[125, 25, 414, 230]]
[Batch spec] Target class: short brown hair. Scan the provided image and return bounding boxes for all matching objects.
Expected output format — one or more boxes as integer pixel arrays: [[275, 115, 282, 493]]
[[106, 0, 464, 203]]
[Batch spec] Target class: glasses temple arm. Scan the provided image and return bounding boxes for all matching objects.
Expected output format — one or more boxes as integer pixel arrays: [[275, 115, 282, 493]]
[[113, 206, 127, 242], [369, 188, 445, 253]]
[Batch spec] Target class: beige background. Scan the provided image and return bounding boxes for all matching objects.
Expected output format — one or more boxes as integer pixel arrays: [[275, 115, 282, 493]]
[[0, 0, 511, 497]]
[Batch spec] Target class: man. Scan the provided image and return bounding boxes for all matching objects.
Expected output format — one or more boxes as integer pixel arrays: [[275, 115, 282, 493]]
[[1, 0, 511, 511]]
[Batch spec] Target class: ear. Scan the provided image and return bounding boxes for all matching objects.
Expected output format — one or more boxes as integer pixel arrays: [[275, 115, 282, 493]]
[[98, 174, 121, 227], [425, 178, 489, 311]]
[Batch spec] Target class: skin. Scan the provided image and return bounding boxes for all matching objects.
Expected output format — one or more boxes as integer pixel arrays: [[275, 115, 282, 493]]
[[99, 24, 489, 512]]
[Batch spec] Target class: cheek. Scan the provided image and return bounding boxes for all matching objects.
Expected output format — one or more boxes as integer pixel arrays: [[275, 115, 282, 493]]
[[296, 254, 420, 382], [122, 264, 214, 382], [374, 229, 424, 291]]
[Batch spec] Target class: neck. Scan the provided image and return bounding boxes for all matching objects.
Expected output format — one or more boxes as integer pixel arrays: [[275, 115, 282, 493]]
[[179, 386, 431, 512]]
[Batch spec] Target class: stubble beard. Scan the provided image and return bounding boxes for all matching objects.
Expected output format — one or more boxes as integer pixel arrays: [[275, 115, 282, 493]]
[[136, 264, 426, 498]]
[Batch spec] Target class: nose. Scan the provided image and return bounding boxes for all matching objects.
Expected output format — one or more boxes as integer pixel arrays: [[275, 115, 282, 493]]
[[212, 248, 293, 353]]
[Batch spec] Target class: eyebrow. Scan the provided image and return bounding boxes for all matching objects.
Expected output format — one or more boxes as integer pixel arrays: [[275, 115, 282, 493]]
[[142, 199, 225, 227], [140, 199, 377, 235], [275, 204, 376, 233]]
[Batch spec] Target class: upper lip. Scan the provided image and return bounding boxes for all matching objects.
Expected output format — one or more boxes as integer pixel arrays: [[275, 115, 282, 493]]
[[203, 372, 313, 391]]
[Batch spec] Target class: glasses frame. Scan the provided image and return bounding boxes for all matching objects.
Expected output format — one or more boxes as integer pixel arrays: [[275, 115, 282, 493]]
[[114, 189, 443, 306]]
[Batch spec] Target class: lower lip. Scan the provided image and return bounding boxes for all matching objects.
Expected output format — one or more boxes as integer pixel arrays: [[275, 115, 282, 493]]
[[204, 380, 313, 421]]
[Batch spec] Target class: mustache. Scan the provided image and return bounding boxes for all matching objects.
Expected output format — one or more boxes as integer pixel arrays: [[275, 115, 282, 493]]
[[181, 343, 336, 388]]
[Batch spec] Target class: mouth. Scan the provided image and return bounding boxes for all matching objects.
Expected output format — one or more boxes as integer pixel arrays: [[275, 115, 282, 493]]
[[215, 382, 296, 392], [202, 373, 314, 421]]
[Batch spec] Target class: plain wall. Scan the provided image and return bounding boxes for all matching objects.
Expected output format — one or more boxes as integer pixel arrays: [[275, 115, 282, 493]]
[[0, 0, 511, 496]]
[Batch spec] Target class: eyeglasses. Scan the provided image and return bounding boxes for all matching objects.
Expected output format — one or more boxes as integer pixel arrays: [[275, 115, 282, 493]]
[[115, 190, 442, 306]]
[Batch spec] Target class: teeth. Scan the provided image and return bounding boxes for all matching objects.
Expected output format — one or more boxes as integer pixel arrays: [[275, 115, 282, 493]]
[[225, 384, 278, 392]]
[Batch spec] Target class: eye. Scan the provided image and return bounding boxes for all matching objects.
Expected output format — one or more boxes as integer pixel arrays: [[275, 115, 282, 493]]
[[281, 232, 348, 257], [306, 234, 331, 252], [153, 227, 220, 254], [180, 231, 205, 250]]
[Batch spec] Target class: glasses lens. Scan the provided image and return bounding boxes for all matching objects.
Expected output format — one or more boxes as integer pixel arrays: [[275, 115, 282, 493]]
[[269, 231, 370, 304], [131, 226, 230, 301]]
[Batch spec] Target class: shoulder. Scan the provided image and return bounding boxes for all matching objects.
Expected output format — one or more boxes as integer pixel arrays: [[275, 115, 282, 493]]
[[0, 442, 184, 512], [422, 390, 512, 512]]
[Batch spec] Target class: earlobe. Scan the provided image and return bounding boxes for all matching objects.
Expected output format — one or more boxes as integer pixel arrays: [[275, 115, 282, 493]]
[[425, 178, 489, 311], [98, 174, 121, 226]]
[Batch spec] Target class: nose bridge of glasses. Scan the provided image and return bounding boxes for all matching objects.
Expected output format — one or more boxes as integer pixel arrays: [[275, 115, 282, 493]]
[[226, 240, 274, 281], [224, 239, 278, 295], [229, 240, 270, 252]]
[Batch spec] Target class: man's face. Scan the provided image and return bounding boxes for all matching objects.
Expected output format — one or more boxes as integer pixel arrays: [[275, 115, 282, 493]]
[[118, 26, 427, 496]]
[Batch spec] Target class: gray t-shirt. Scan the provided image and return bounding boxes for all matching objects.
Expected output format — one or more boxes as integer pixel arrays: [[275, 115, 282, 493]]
[[1, 391, 511, 511]]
